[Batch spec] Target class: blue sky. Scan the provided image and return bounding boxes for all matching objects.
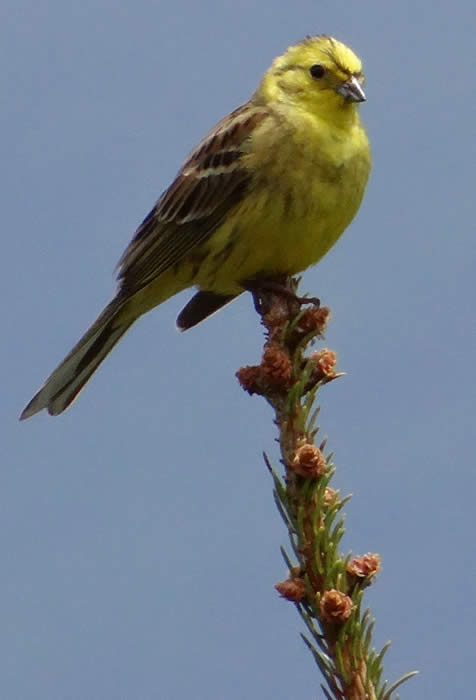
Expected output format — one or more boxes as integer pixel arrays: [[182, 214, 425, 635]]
[[3, 1, 476, 698]]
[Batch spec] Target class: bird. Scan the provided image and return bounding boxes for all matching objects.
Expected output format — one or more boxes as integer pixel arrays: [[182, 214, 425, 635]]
[[20, 34, 371, 420]]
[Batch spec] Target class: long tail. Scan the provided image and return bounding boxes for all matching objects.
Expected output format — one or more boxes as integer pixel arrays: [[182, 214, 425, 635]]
[[20, 299, 134, 419]]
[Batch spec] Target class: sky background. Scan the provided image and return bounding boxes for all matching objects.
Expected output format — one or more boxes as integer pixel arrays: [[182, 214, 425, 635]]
[[2, 1, 475, 698]]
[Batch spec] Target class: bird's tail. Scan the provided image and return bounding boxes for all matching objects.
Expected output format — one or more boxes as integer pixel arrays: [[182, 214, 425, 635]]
[[20, 299, 134, 419]]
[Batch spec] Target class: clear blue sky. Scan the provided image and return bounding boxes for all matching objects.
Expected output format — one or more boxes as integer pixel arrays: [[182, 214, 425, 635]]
[[3, 1, 475, 698]]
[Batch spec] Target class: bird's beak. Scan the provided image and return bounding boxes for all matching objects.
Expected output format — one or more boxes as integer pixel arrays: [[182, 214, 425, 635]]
[[336, 75, 366, 103]]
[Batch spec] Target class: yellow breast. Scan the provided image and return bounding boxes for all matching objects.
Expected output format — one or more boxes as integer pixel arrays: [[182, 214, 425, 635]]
[[196, 105, 371, 295]]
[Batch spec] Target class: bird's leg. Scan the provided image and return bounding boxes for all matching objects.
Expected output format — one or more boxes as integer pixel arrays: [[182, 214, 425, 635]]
[[242, 278, 320, 315]]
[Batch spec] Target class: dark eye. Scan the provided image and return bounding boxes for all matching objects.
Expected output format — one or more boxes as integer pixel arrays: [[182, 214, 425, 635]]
[[309, 64, 326, 79]]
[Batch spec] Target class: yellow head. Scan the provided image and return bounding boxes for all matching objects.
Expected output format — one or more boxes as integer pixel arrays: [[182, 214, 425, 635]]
[[258, 35, 366, 118]]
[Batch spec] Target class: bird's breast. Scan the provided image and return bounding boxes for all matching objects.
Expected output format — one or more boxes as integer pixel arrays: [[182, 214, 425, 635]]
[[195, 112, 370, 294], [243, 116, 370, 269]]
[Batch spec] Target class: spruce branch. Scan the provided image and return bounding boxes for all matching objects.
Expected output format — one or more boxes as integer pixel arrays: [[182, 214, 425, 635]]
[[236, 277, 417, 699]]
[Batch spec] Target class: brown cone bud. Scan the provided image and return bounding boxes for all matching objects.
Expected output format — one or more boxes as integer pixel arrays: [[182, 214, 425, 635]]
[[347, 553, 381, 580], [319, 589, 353, 623], [312, 348, 337, 377], [261, 345, 292, 387], [275, 577, 306, 603], [290, 443, 327, 478], [236, 365, 262, 395], [297, 306, 331, 336]]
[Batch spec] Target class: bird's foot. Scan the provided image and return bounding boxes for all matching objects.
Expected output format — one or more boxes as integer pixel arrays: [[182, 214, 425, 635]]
[[242, 278, 320, 315]]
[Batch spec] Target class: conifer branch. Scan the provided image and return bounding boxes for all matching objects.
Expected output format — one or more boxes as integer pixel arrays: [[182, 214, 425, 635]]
[[236, 277, 417, 699]]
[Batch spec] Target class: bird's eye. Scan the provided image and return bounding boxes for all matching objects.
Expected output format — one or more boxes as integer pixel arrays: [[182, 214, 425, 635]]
[[309, 64, 326, 79]]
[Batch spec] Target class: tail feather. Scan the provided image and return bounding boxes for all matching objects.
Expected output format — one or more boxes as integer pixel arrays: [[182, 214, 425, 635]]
[[20, 300, 134, 419], [176, 291, 238, 330]]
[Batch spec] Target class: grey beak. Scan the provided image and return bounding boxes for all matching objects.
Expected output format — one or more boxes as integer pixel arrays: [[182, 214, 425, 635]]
[[336, 75, 366, 103]]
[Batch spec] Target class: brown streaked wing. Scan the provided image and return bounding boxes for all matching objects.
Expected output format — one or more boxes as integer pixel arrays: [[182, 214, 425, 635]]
[[116, 103, 269, 296]]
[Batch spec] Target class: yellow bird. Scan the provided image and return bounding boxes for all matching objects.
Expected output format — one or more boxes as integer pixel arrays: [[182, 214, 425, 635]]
[[20, 35, 371, 420]]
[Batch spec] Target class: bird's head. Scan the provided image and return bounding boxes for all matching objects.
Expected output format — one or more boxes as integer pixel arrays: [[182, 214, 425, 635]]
[[258, 35, 366, 119]]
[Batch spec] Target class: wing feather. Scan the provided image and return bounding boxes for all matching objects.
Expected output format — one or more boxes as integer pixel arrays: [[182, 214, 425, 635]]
[[116, 104, 268, 296]]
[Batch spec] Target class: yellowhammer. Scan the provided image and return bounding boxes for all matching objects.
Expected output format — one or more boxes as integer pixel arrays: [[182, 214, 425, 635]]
[[20, 35, 371, 419]]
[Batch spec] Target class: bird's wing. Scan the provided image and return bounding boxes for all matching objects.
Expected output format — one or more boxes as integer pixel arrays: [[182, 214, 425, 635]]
[[116, 103, 268, 296]]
